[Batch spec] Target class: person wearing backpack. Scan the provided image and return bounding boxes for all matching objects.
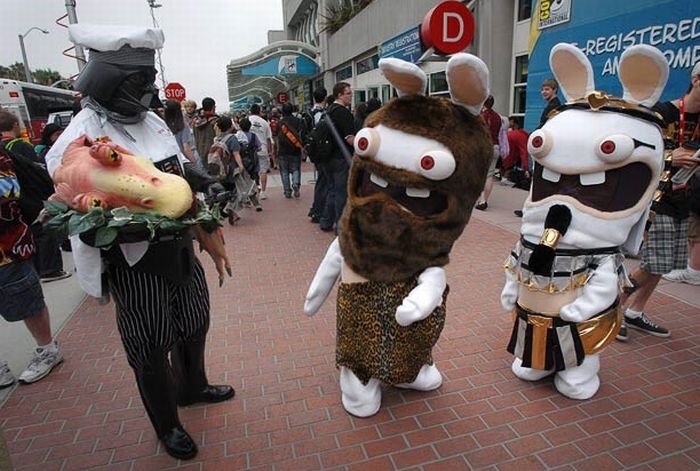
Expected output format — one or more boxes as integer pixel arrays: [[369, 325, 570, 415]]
[[0, 145, 64, 388], [235, 117, 262, 211], [275, 103, 305, 199], [209, 116, 247, 223], [306, 88, 329, 223], [0, 111, 70, 283], [320, 82, 356, 233]]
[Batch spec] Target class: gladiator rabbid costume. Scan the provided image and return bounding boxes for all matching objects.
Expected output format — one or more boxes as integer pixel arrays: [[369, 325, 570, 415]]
[[501, 43, 669, 400]]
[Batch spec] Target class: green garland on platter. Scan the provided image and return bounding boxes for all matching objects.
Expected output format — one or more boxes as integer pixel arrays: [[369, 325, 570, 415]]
[[42, 199, 223, 248]]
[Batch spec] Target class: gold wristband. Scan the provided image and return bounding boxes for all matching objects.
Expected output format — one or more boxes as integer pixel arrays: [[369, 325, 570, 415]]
[[540, 228, 561, 248]]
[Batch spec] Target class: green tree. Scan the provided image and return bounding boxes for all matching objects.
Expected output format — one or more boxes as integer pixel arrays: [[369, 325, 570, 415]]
[[0, 62, 27, 81], [0, 63, 71, 88], [33, 69, 65, 87]]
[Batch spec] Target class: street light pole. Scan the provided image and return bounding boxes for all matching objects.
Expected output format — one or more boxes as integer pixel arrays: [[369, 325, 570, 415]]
[[18, 27, 49, 83]]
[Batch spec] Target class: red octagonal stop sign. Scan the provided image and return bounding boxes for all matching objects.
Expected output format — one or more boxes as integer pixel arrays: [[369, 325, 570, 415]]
[[421, 1, 475, 55], [164, 82, 186, 102]]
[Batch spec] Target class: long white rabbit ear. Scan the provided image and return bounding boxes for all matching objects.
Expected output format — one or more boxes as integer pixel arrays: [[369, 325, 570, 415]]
[[619, 44, 669, 107], [378, 58, 427, 97], [446, 53, 489, 115], [550, 43, 595, 102]]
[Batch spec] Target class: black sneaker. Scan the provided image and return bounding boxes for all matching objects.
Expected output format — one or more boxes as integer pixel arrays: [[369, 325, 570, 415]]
[[475, 202, 488, 211], [616, 322, 628, 342], [625, 313, 670, 338], [514, 210, 523, 217]]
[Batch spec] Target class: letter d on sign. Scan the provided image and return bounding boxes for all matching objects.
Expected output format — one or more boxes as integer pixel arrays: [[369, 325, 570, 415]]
[[421, 0, 474, 55], [443, 12, 464, 43]]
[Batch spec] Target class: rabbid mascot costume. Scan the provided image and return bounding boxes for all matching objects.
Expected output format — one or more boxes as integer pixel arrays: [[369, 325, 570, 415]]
[[502, 43, 668, 400], [304, 55, 492, 417]]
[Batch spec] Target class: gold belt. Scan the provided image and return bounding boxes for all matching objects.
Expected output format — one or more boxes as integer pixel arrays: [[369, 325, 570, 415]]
[[514, 302, 621, 356]]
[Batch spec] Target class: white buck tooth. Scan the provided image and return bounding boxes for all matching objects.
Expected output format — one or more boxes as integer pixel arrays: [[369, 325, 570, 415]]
[[406, 187, 431, 198], [580, 171, 606, 186], [542, 168, 561, 183], [370, 173, 389, 188]]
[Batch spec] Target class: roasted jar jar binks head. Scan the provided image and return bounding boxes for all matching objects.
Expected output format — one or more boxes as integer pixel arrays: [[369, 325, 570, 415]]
[[338, 55, 493, 282]]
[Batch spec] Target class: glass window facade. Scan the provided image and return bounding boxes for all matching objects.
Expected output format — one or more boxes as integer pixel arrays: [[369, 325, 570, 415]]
[[517, 0, 532, 21], [356, 54, 379, 75], [429, 71, 448, 96], [512, 55, 528, 116], [335, 65, 352, 82]]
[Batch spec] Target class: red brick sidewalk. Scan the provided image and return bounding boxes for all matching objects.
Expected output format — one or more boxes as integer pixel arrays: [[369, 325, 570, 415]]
[[1, 183, 699, 470]]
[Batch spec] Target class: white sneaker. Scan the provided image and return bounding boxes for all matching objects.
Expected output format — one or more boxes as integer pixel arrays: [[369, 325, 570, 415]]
[[18, 343, 63, 384], [662, 269, 700, 285], [0, 361, 16, 388], [260, 191, 267, 200]]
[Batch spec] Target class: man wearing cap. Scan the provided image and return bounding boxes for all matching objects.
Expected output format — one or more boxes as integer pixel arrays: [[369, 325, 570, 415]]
[[617, 61, 700, 341], [45, 25, 234, 460]]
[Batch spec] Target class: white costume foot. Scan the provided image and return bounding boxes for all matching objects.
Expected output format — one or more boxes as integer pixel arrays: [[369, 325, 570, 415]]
[[511, 357, 554, 381], [554, 354, 600, 400], [395, 364, 442, 391], [339, 367, 382, 417]]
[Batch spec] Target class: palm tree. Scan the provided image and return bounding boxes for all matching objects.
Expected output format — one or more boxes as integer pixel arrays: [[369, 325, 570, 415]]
[[33, 69, 64, 87]]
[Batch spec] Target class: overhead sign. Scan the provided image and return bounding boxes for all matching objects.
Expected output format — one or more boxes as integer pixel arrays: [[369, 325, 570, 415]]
[[276, 92, 289, 104], [420, 0, 475, 55], [525, 0, 700, 130], [242, 54, 319, 76], [164, 82, 186, 102], [538, 0, 572, 30], [379, 26, 423, 63]]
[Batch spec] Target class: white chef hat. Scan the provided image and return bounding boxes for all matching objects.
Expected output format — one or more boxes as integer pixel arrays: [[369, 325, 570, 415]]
[[69, 24, 164, 66]]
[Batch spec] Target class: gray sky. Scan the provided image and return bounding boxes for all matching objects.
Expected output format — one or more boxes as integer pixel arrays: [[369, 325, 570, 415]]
[[1, 0, 284, 109]]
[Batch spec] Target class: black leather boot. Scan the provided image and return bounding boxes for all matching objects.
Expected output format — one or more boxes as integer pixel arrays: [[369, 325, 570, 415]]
[[171, 336, 235, 407], [135, 350, 198, 460]]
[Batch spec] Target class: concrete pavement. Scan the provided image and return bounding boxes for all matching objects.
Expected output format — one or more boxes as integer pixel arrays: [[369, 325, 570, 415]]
[[1, 163, 698, 470]]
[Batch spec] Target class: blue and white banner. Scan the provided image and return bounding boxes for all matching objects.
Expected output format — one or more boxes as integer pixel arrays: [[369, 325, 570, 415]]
[[526, 0, 700, 130], [379, 26, 423, 64]]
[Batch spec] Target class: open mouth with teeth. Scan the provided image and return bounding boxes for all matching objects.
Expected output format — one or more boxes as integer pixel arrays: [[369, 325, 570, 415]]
[[531, 162, 652, 212], [354, 168, 448, 217]]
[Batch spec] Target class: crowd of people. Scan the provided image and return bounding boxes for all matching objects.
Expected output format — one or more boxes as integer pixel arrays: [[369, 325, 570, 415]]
[[0, 22, 698, 462]]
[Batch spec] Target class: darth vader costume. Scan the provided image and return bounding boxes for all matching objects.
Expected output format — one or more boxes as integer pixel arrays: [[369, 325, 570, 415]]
[[45, 25, 233, 460]]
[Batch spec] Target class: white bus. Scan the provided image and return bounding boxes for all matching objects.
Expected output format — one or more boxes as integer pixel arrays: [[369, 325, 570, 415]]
[[0, 78, 79, 144]]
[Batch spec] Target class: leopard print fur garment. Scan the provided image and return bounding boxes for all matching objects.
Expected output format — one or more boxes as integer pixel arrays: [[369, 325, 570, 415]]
[[336, 277, 448, 385]]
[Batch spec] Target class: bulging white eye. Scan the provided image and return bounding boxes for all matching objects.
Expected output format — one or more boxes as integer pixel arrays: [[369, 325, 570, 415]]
[[354, 128, 380, 157], [595, 134, 635, 162], [527, 129, 554, 160], [416, 149, 455, 180]]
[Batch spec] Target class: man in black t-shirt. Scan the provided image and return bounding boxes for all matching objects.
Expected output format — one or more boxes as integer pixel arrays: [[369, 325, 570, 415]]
[[319, 81, 355, 232], [617, 64, 700, 342], [275, 103, 305, 198]]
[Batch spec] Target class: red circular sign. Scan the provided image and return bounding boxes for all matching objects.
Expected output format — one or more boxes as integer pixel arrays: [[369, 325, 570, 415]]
[[164, 82, 186, 102], [277, 92, 289, 104], [420, 1, 475, 55]]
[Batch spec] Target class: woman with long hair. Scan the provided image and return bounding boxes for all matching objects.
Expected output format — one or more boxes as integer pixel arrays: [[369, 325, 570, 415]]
[[164, 100, 197, 162]]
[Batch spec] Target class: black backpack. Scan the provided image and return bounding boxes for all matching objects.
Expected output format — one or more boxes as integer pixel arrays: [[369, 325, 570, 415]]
[[237, 131, 260, 177], [304, 111, 335, 164], [301, 109, 320, 143], [2, 140, 54, 223]]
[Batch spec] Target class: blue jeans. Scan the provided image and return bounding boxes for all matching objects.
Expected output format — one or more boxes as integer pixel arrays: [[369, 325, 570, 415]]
[[320, 156, 349, 231], [278, 154, 301, 197]]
